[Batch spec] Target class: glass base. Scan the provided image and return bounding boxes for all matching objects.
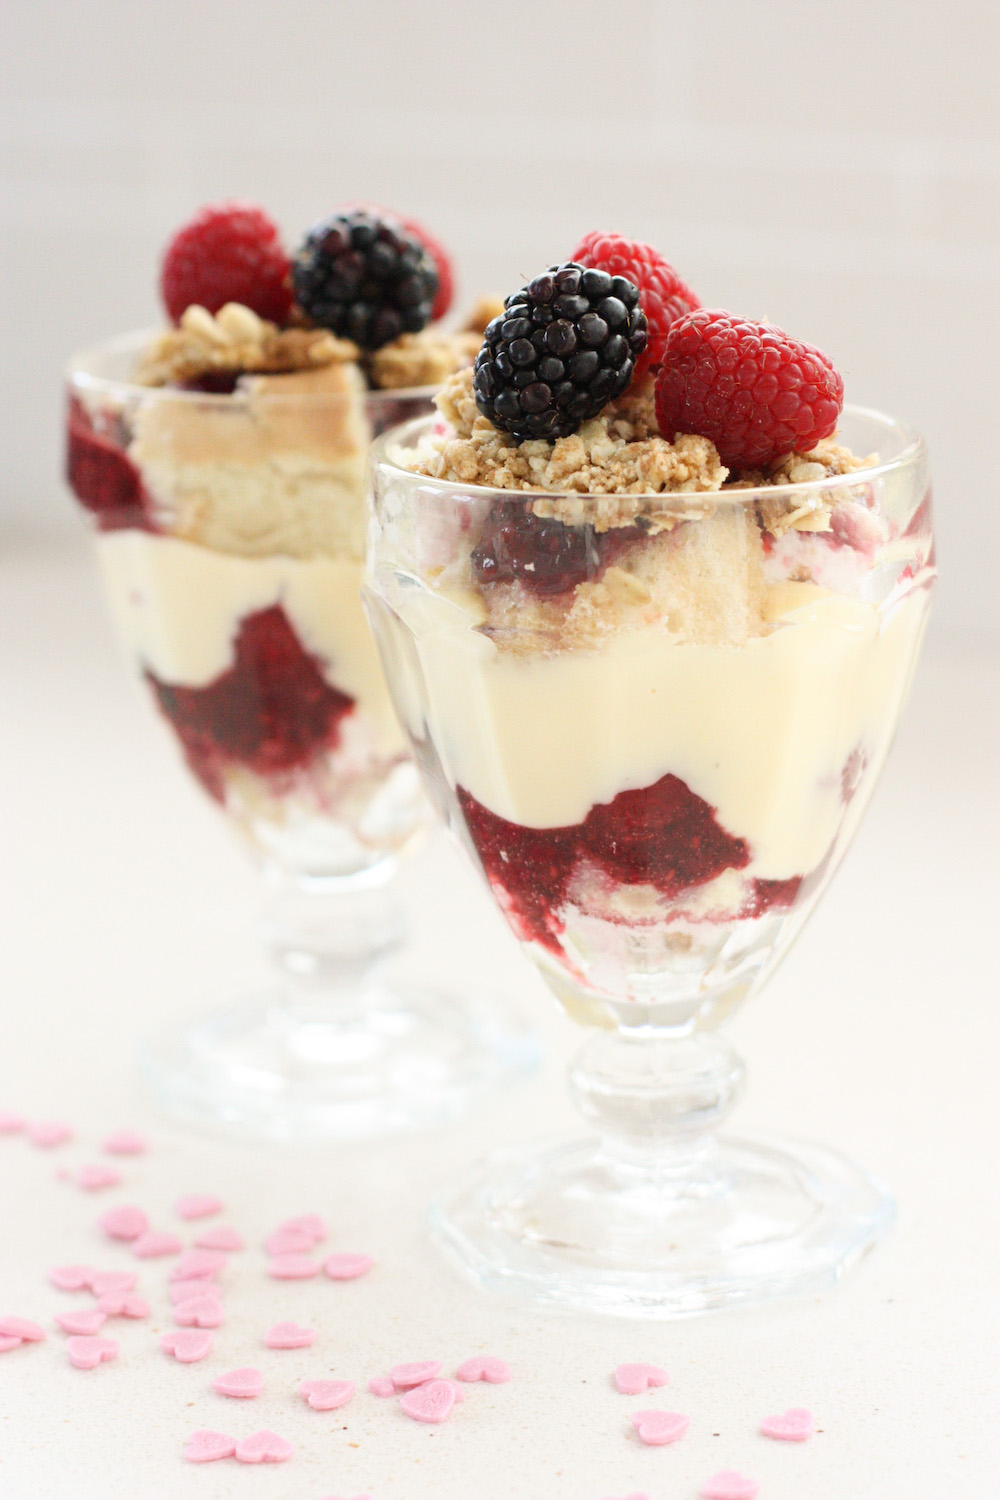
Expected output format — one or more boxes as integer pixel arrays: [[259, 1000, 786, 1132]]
[[430, 1132, 894, 1318], [142, 981, 539, 1142]]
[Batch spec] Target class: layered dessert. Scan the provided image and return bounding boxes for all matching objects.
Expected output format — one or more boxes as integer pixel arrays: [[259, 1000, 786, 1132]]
[[67, 201, 497, 875], [369, 235, 934, 1020]]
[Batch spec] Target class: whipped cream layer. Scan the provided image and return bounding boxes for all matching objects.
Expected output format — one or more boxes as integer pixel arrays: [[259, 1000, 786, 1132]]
[[97, 530, 405, 760], [397, 581, 927, 880]]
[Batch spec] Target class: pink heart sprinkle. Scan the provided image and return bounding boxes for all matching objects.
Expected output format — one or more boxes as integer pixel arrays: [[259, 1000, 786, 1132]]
[[133, 1230, 183, 1259], [76, 1164, 121, 1191], [264, 1227, 315, 1256], [193, 1224, 243, 1252], [268, 1253, 320, 1280], [299, 1378, 355, 1411], [368, 1374, 395, 1397], [614, 1362, 669, 1395], [0, 1317, 46, 1342], [99, 1204, 149, 1242], [277, 1213, 326, 1240], [0, 1111, 25, 1133], [56, 1309, 107, 1336], [263, 1320, 315, 1350], [102, 1131, 147, 1156], [0, 1335, 22, 1353], [183, 1429, 235, 1463], [28, 1120, 74, 1148], [700, 1471, 759, 1500], [50, 1264, 95, 1292], [161, 1329, 214, 1363], [212, 1366, 264, 1399], [67, 1335, 118, 1369], [400, 1379, 456, 1424], [170, 1279, 215, 1305], [175, 1193, 223, 1221], [323, 1252, 373, 1281], [455, 1355, 511, 1384], [96, 1292, 149, 1319], [389, 1360, 443, 1389], [90, 1271, 137, 1296], [235, 1429, 293, 1464], [171, 1249, 227, 1281], [631, 1410, 690, 1446], [174, 1294, 224, 1329], [761, 1406, 814, 1442]]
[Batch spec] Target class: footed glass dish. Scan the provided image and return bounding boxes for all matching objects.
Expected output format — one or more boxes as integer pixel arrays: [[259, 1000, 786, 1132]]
[[65, 334, 536, 1140], [366, 407, 934, 1315]]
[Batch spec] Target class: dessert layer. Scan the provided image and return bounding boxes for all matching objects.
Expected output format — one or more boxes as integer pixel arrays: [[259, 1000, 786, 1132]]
[[96, 530, 405, 760]]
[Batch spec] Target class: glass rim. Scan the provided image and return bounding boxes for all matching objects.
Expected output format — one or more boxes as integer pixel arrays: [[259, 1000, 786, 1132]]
[[65, 328, 441, 407], [372, 405, 926, 507]]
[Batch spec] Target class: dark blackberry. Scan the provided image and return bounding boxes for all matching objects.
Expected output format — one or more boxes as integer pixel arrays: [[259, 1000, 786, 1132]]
[[292, 210, 439, 352], [471, 501, 645, 598], [473, 262, 647, 441]]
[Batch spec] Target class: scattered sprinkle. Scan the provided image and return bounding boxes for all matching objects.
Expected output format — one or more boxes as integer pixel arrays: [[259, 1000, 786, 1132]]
[[631, 1410, 690, 1446], [400, 1379, 456, 1424], [132, 1230, 183, 1259], [173, 1294, 224, 1329], [0, 1111, 25, 1133], [760, 1407, 814, 1441], [27, 1121, 73, 1148], [161, 1329, 214, 1363], [96, 1291, 149, 1319], [102, 1131, 148, 1156], [66, 1335, 118, 1369], [700, 1471, 759, 1500], [175, 1194, 223, 1221], [234, 1430, 293, 1464], [99, 1204, 149, 1242], [614, 1362, 669, 1395], [55, 1309, 107, 1336], [171, 1249, 227, 1281], [75, 1163, 121, 1191], [299, 1378, 355, 1411], [193, 1224, 243, 1252], [0, 1317, 46, 1342], [212, 1367, 264, 1399], [389, 1360, 443, 1389], [267, 1253, 320, 1280], [183, 1429, 235, 1463], [455, 1355, 511, 1384], [368, 1375, 395, 1397], [263, 1321, 315, 1350], [89, 1271, 137, 1296], [323, 1252, 373, 1281]]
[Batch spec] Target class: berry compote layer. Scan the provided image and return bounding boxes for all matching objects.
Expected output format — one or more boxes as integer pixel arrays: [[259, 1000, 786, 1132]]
[[372, 373, 932, 1019]]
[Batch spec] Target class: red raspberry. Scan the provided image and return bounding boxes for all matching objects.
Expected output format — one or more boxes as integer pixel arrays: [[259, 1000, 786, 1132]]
[[654, 309, 844, 470], [570, 231, 699, 379], [160, 202, 293, 324]]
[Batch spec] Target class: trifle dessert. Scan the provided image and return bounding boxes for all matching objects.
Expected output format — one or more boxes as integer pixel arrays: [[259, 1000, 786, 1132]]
[[65, 202, 533, 1139], [367, 231, 934, 1312]]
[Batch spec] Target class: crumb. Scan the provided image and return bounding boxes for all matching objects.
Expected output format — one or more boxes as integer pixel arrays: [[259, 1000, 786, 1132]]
[[135, 303, 357, 386], [367, 327, 481, 390]]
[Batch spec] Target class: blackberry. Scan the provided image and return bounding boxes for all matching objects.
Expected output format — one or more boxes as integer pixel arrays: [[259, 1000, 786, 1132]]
[[473, 262, 647, 441], [292, 210, 439, 352]]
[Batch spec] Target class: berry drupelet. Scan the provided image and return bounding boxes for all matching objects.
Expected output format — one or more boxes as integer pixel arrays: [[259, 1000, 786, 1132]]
[[473, 263, 647, 442], [292, 210, 439, 352]]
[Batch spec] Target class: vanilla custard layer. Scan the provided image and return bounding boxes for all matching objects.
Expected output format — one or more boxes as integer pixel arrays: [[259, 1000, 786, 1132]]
[[96, 530, 405, 759], [399, 584, 928, 881]]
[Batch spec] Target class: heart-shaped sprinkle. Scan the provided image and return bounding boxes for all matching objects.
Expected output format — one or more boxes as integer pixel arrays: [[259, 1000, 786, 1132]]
[[455, 1356, 511, 1384], [389, 1360, 443, 1389], [235, 1429, 293, 1464], [183, 1429, 235, 1463], [50, 1264, 95, 1292], [0, 1335, 22, 1353], [174, 1294, 224, 1329], [268, 1253, 320, 1280], [368, 1374, 395, 1396], [102, 1131, 147, 1156], [76, 1164, 121, 1191], [96, 1291, 149, 1319], [175, 1194, 223, 1221], [400, 1379, 456, 1424], [170, 1279, 215, 1305], [99, 1205, 149, 1242], [90, 1271, 137, 1296], [194, 1224, 244, 1252], [299, 1378, 355, 1411], [700, 1471, 759, 1500], [56, 1309, 107, 1335], [0, 1111, 25, 1133], [27, 1120, 73, 1148], [133, 1230, 183, 1259], [323, 1252, 373, 1281], [213, 1366, 264, 1399], [614, 1362, 669, 1395], [171, 1249, 227, 1281], [631, 1410, 690, 1446], [0, 1317, 46, 1342], [264, 1227, 316, 1256], [263, 1320, 315, 1350], [67, 1335, 118, 1369], [277, 1213, 326, 1240], [161, 1329, 214, 1363], [761, 1406, 814, 1442]]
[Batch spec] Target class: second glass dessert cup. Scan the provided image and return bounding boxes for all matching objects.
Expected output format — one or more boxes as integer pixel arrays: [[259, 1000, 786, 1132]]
[[366, 409, 935, 1316], [66, 335, 536, 1140]]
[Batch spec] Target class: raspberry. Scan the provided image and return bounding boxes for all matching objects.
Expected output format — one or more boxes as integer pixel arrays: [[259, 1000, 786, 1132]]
[[160, 202, 293, 325], [654, 309, 844, 470], [65, 398, 153, 532], [471, 501, 641, 598], [474, 263, 646, 441], [571, 231, 699, 379], [292, 210, 438, 352]]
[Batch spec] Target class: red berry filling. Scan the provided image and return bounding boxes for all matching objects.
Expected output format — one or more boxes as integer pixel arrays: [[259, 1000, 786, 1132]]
[[457, 773, 802, 960], [571, 231, 700, 380], [471, 502, 643, 598], [65, 398, 155, 533], [160, 201, 293, 325], [148, 605, 354, 803]]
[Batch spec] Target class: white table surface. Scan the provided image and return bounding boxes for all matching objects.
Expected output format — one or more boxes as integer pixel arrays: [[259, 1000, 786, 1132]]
[[0, 535, 997, 1500]]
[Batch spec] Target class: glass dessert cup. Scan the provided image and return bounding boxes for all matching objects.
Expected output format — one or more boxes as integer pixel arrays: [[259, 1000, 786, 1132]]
[[65, 334, 536, 1141], [366, 409, 935, 1316]]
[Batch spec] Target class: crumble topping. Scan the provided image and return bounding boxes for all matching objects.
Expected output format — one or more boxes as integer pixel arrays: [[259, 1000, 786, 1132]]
[[366, 327, 482, 391], [136, 303, 358, 386]]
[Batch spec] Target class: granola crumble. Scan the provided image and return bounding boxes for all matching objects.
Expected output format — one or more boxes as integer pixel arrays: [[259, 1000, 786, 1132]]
[[366, 327, 481, 391], [136, 303, 358, 386]]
